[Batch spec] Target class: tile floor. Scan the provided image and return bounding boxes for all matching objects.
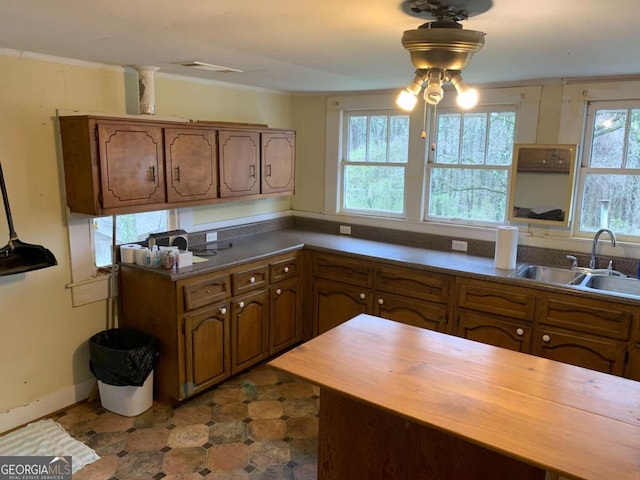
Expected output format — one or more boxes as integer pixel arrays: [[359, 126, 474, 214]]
[[54, 364, 319, 480]]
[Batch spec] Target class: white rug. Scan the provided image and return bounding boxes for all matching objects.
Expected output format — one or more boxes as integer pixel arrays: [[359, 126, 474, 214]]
[[0, 419, 99, 474]]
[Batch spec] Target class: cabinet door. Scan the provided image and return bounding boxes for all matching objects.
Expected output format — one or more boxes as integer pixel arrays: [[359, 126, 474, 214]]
[[261, 131, 295, 194], [457, 310, 532, 353], [374, 292, 448, 333], [165, 128, 218, 202], [184, 303, 230, 396], [269, 278, 301, 355], [532, 328, 627, 375], [231, 290, 268, 373], [218, 130, 260, 197], [97, 123, 165, 208], [313, 279, 371, 335]]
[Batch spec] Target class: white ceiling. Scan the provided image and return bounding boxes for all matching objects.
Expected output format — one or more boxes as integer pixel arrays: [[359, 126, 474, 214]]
[[1, 0, 640, 93]]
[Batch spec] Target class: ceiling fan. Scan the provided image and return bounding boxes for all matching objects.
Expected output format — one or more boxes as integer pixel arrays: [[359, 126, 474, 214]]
[[397, 0, 493, 111]]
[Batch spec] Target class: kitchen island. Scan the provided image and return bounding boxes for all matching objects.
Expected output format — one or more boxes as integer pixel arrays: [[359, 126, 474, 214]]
[[269, 314, 640, 479]]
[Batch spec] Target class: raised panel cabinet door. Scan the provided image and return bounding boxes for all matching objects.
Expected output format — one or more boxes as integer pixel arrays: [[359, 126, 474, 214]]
[[218, 130, 260, 198], [374, 293, 448, 333], [313, 279, 371, 335], [457, 310, 532, 353], [97, 123, 165, 208], [165, 128, 218, 202], [269, 278, 301, 355], [231, 290, 268, 374], [532, 328, 627, 376], [261, 131, 295, 194], [184, 303, 231, 396]]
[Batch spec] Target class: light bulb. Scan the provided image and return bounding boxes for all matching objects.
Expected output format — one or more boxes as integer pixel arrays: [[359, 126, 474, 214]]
[[456, 88, 479, 109], [396, 89, 418, 111], [424, 68, 444, 106]]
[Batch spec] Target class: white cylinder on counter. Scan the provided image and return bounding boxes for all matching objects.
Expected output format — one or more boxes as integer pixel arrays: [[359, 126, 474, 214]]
[[120, 244, 141, 264], [494, 226, 518, 270], [135, 247, 150, 266]]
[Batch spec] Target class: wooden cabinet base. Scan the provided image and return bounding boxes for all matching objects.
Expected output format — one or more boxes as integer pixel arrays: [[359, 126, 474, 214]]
[[318, 388, 545, 480]]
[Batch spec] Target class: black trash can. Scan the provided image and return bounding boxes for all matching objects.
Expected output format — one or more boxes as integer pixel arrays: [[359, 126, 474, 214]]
[[89, 327, 158, 416]]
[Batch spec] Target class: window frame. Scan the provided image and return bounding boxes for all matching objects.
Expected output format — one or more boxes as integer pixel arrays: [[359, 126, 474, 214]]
[[573, 99, 640, 241], [424, 105, 518, 227], [340, 109, 410, 218]]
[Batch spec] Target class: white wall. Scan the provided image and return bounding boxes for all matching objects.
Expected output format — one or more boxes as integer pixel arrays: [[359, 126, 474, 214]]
[[0, 52, 292, 432]]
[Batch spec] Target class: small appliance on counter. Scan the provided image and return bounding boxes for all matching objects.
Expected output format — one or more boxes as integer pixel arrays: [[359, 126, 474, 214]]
[[147, 229, 188, 250]]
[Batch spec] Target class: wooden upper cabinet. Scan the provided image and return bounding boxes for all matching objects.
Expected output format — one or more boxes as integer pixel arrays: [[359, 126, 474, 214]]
[[218, 130, 260, 198], [97, 123, 166, 209], [165, 128, 218, 203], [261, 131, 295, 194]]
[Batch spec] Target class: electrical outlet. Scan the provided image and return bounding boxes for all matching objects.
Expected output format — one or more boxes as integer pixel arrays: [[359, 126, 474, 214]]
[[206, 232, 218, 243], [339, 225, 351, 235], [452, 240, 468, 252]]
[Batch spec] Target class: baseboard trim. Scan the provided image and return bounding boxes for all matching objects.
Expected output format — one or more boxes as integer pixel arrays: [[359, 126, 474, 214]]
[[0, 379, 96, 434]]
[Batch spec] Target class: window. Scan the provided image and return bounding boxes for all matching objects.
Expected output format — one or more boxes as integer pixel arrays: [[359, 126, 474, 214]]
[[577, 101, 640, 237], [341, 111, 409, 216], [93, 211, 170, 267], [426, 108, 516, 224]]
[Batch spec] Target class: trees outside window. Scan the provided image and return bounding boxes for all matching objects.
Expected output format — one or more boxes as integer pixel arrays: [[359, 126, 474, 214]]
[[578, 101, 640, 237], [426, 109, 516, 224], [341, 111, 409, 215]]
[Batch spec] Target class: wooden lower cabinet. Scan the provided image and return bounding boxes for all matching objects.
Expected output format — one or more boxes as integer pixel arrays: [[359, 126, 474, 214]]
[[374, 293, 448, 333], [269, 278, 301, 354], [457, 310, 532, 353], [313, 279, 370, 335], [231, 290, 269, 374], [532, 327, 627, 375], [184, 302, 230, 396]]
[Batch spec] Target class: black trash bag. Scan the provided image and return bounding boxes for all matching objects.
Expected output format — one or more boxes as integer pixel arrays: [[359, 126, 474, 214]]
[[89, 328, 159, 387]]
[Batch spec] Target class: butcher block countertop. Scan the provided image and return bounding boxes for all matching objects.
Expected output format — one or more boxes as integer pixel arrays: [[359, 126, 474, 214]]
[[270, 314, 640, 479]]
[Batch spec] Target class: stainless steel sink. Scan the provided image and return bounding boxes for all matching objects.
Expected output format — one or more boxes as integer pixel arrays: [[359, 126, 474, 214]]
[[582, 274, 640, 297], [513, 264, 586, 285]]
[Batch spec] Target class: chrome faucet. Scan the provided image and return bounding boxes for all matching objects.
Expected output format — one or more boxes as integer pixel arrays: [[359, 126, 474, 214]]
[[589, 228, 617, 269]]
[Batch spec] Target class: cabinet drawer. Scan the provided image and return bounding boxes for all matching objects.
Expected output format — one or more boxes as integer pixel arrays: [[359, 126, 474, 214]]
[[457, 309, 532, 353], [456, 278, 536, 321], [183, 274, 230, 311], [312, 253, 373, 288], [539, 294, 632, 340], [270, 255, 299, 283], [376, 266, 451, 303], [232, 264, 268, 295]]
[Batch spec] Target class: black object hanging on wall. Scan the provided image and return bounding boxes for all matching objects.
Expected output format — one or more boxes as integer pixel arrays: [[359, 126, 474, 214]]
[[0, 162, 57, 276]]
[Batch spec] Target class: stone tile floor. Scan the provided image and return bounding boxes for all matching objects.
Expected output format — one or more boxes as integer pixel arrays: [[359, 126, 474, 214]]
[[55, 364, 319, 480]]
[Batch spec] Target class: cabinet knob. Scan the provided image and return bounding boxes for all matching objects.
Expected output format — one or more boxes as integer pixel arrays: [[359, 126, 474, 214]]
[[516, 328, 524, 336], [359, 293, 366, 300], [220, 307, 227, 315], [276, 288, 282, 295], [239, 301, 245, 308], [205, 289, 211, 294], [250, 276, 256, 284], [542, 334, 551, 343], [378, 298, 384, 305], [283, 266, 290, 273]]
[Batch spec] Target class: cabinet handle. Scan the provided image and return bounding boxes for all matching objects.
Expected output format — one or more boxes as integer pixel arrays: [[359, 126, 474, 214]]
[[378, 298, 384, 305], [150, 165, 156, 182], [359, 293, 366, 300], [266, 164, 272, 177], [516, 328, 524, 336], [276, 288, 282, 295], [250, 276, 256, 284], [542, 334, 551, 343], [220, 307, 227, 315], [238, 301, 245, 309], [283, 266, 289, 273], [175, 166, 181, 182], [250, 164, 256, 178]]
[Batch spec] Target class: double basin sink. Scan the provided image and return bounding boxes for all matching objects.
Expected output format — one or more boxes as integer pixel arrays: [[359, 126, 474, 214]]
[[511, 264, 640, 298]]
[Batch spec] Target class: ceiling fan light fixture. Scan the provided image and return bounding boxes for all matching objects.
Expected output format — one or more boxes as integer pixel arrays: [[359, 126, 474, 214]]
[[398, 1, 487, 112]]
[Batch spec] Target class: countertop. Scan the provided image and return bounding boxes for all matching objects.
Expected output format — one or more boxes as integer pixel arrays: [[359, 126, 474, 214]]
[[120, 228, 640, 305], [270, 314, 640, 479]]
